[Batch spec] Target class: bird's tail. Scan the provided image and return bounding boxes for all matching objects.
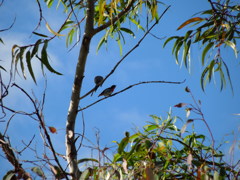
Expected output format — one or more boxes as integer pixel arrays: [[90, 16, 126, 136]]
[[91, 85, 99, 96]]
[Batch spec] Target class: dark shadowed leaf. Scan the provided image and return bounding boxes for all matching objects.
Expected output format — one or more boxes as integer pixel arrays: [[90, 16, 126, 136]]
[[40, 40, 62, 75], [32, 31, 49, 38], [26, 50, 36, 83], [77, 158, 99, 164], [174, 103, 187, 108]]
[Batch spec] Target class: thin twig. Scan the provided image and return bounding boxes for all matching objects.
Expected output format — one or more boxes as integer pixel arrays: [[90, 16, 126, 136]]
[[79, 6, 171, 100], [78, 79, 185, 112]]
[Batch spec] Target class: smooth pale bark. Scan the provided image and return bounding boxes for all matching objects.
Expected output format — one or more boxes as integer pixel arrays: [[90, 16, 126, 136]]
[[65, 0, 94, 179], [65, 0, 136, 179]]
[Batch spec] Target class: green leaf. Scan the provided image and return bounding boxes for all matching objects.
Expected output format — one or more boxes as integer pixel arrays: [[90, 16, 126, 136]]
[[40, 40, 62, 75], [118, 136, 129, 154], [66, 28, 75, 47], [174, 40, 183, 65], [79, 168, 91, 180], [201, 66, 209, 91], [194, 30, 201, 42], [144, 124, 159, 132], [222, 60, 233, 93], [163, 36, 179, 48], [117, 38, 123, 55], [26, 50, 36, 83], [182, 40, 191, 68], [59, 20, 74, 32], [77, 158, 99, 164], [46, 0, 54, 7], [31, 167, 45, 178], [130, 18, 145, 31], [32, 31, 49, 38], [207, 60, 216, 82], [31, 39, 42, 58], [3, 170, 15, 180], [224, 40, 238, 58], [120, 27, 135, 37], [184, 30, 193, 40], [201, 42, 214, 66]]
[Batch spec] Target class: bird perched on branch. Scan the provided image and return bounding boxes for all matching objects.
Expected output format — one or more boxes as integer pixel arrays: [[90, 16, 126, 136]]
[[91, 76, 104, 96], [98, 85, 116, 97]]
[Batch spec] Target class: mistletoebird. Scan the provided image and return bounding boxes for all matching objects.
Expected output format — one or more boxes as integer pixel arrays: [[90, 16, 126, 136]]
[[91, 76, 104, 96], [98, 85, 116, 97]]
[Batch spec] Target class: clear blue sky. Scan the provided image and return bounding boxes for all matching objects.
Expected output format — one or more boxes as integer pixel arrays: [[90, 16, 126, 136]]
[[0, 0, 239, 177]]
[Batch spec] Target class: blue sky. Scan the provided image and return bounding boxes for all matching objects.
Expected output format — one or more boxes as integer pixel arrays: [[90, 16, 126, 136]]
[[0, 0, 239, 177]]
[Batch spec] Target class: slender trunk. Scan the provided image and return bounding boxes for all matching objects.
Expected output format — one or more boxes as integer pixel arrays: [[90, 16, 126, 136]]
[[65, 0, 94, 179]]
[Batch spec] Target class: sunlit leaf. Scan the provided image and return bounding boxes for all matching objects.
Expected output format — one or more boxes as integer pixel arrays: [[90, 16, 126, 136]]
[[66, 28, 75, 47], [177, 17, 204, 30], [117, 38, 122, 55], [46, 22, 64, 36], [224, 40, 238, 58], [98, 0, 106, 26], [182, 40, 191, 68], [3, 170, 15, 180], [201, 42, 214, 66], [80, 168, 91, 180], [31, 167, 45, 178], [174, 40, 183, 65]]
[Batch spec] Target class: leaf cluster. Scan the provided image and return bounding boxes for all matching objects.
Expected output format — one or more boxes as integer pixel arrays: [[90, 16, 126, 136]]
[[79, 111, 238, 180], [163, 0, 239, 91]]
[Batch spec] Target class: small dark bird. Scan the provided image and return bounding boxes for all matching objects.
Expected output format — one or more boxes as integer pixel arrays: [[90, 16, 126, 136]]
[[91, 76, 104, 96], [98, 85, 116, 97]]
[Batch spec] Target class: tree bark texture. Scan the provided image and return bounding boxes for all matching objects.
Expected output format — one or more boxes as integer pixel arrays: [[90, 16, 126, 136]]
[[65, 0, 94, 179]]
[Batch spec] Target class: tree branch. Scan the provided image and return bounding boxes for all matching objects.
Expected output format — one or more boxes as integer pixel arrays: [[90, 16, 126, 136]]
[[65, 0, 95, 178], [0, 133, 31, 179], [78, 79, 185, 112], [79, 6, 171, 100]]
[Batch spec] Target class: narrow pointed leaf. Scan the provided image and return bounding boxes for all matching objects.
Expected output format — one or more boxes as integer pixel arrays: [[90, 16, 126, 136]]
[[26, 51, 36, 83], [46, 22, 64, 36], [120, 27, 135, 37], [31, 39, 42, 58], [40, 41, 62, 75], [177, 17, 204, 30], [32, 31, 49, 38], [225, 40, 238, 58], [163, 36, 179, 48], [201, 66, 209, 91], [202, 42, 214, 66]]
